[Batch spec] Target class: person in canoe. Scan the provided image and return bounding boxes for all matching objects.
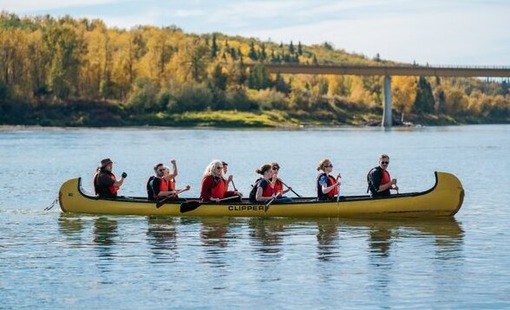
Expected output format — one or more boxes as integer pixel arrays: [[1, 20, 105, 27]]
[[316, 159, 341, 201], [221, 161, 240, 195], [367, 154, 398, 197], [148, 160, 190, 201], [253, 163, 292, 204], [200, 160, 242, 202], [268, 162, 293, 202], [93, 158, 127, 198]]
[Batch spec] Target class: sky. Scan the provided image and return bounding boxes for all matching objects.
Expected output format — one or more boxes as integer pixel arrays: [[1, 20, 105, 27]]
[[2, 0, 509, 66]]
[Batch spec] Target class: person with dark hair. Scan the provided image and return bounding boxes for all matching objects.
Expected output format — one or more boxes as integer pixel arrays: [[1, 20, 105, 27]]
[[93, 158, 126, 198], [252, 163, 292, 203], [148, 159, 189, 201], [367, 154, 398, 197], [269, 162, 293, 202]]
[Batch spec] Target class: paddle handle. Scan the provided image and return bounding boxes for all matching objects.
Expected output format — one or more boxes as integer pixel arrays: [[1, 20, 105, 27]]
[[280, 180, 302, 198]]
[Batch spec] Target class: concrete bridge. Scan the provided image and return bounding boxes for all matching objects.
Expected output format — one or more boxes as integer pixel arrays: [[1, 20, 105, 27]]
[[244, 63, 510, 127]]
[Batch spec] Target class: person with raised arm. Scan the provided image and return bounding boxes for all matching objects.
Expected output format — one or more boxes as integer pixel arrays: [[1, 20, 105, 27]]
[[148, 160, 190, 201]]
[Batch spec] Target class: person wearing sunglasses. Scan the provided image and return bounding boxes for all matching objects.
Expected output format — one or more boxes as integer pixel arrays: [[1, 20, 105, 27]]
[[148, 159, 188, 201], [367, 154, 398, 198], [316, 159, 341, 201], [201, 160, 242, 202], [250, 163, 292, 203], [269, 162, 293, 202]]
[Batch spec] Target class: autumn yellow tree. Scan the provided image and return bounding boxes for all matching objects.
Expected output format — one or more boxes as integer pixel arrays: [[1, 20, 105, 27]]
[[392, 76, 416, 122]]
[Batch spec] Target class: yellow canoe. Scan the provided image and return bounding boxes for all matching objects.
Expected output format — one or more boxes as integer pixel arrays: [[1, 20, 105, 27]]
[[59, 171, 464, 218]]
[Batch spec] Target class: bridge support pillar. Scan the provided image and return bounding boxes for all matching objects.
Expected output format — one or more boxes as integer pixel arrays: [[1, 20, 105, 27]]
[[382, 75, 392, 128]]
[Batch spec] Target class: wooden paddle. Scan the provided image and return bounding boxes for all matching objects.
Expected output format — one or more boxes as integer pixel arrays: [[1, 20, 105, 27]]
[[264, 196, 277, 212], [180, 195, 240, 213], [156, 186, 190, 208], [336, 173, 342, 202], [280, 180, 302, 198]]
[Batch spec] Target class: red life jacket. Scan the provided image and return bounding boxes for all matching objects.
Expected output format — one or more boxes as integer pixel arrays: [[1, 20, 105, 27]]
[[93, 171, 117, 196], [153, 177, 176, 199], [272, 178, 284, 193], [316, 173, 338, 200], [261, 179, 275, 197], [157, 177, 175, 192], [381, 170, 391, 185], [208, 176, 226, 199]]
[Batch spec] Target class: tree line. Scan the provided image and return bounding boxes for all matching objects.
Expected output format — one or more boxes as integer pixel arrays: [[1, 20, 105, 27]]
[[0, 11, 508, 126]]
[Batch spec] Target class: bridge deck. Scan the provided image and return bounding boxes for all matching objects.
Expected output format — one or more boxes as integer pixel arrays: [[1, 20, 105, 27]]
[[244, 63, 510, 77]]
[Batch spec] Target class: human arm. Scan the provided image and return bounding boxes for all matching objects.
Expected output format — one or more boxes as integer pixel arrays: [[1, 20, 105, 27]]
[[163, 160, 178, 181], [255, 180, 276, 202], [371, 170, 397, 193], [200, 176, 214, 202], [225, 175, 233, 190], [99, 173, 123, 188], [320, 175, 339, 194], [113, 179, 123, 188]]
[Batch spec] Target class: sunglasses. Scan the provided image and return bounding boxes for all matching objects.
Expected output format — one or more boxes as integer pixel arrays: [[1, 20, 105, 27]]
[[272, 167, 280, 170], [216, 166, 223, 169], [324, 164, 333, 168], [381, 161, 389, 165]]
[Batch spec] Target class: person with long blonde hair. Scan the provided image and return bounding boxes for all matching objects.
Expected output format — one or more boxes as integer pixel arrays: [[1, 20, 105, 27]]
[[200, 160, 241, 202]]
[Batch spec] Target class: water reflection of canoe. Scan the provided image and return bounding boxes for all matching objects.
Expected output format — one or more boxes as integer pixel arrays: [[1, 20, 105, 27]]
[[59, 171, 464, 218], [251, 217, 464, 240]]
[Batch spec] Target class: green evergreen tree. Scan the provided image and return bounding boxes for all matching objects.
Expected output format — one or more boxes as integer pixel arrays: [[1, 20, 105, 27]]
[[248, 41, 258, 60], [230, 47, 237, 60], [289, 40, 295, 54], [211, 34, 218, 58], [413, 77, 435, 113], [247, 64, 271, 90], [274, 73, 290, 94], [297, 41, 303, 55], [259, 43, 267, 61], [210, 64, 228, 91]]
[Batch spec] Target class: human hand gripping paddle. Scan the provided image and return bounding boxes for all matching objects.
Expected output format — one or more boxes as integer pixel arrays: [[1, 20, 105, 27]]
[[156, 185, 191, 208], [279, 179, 302, 198], [180, 195, 241, 213], [264, 192, 280, 212], [336, 173, 342, 202]]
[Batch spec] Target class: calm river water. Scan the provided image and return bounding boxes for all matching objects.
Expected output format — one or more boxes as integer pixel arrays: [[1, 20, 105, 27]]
[[1, 124, 509, 309]]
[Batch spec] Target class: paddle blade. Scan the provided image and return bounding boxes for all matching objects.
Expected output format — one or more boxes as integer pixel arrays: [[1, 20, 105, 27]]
[[180, 200, 202, 213]]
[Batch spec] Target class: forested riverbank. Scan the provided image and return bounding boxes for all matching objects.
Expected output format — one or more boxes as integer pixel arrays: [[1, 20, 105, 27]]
[[1, 12, 508, 127]]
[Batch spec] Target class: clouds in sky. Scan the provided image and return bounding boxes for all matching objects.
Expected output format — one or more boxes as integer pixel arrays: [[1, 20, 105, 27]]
[[2, 0, 509, 65]]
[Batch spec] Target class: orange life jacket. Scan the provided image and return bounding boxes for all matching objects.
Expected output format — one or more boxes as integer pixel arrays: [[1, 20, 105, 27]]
[[261, 179, 275, 197], [272, 178, 284, 193], [381, 170, 391, 185], [204, 175, 226, 199], [158, 177, 175, 192], [93, 171, 117, 197], [317, 173, 338, 200]]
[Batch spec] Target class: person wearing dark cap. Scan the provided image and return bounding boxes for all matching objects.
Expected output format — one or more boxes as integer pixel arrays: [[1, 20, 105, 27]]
[[93, 158, 127, 198]]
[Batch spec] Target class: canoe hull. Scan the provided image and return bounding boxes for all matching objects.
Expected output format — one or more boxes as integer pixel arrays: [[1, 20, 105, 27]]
[[59, 171, 464, 218]]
